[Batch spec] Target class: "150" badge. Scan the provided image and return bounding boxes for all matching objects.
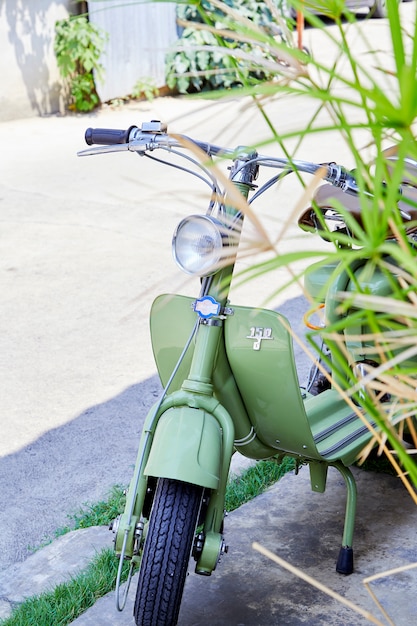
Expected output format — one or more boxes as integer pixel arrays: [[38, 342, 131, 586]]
[[246, 327, 273, 350]]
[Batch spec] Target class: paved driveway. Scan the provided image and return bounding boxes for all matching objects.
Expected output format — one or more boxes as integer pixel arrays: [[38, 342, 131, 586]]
[[0, 6, 413, 572]]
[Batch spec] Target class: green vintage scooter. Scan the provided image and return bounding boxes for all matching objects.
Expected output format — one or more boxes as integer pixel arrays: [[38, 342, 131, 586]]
[[79, 122, 417, 626]]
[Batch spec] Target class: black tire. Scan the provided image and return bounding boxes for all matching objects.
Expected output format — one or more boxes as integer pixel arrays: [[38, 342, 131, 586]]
[[133, 478, 203, 626]]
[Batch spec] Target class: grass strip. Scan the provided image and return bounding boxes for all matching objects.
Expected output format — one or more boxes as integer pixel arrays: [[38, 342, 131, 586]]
[[57, 485, 127, 536], [0, 458, 294, 626], [0, 549, 130, 626], [225, 457, 295, 511]]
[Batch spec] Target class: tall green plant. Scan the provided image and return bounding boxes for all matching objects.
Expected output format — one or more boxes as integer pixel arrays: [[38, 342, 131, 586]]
[[54, 15, 108, 112], [155, 0, 417, 493]]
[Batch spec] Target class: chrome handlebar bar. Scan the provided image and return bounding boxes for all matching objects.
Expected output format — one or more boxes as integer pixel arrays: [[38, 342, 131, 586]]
[[77, 121, 369, 200]]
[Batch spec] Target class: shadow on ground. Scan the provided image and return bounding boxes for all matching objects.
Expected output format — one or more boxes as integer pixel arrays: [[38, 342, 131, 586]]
[[0, 374, 161, 571], [0, 295, 313, 572]]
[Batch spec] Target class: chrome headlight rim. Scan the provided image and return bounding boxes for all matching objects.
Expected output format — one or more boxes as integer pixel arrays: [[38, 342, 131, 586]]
[[172, 214, 228, 277]]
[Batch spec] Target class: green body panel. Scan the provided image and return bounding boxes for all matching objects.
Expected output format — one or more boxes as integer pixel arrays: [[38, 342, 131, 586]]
[[326, 258, 398, 326], [150, 295, 374, 466], [150, 294, 196, 393], [305, 258, 396, 304], [224, 307, 373, 465], [304, 260, 340, 302], [324, 259, 417, 368], [150, 294, 278, 460], [224, 305, 319, 457], [344, 265, 416, 366], [144, 406, 222, 489]]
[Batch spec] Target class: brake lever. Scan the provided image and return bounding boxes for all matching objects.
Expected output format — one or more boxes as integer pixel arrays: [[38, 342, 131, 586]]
[[77, 144, 130, 157], [77, 134, 175, 157]]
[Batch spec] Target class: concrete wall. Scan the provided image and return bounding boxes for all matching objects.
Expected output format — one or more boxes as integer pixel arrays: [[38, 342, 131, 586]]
[[0, 0, 71, 121], [89, 1, 178, 103], [0, 0, 178, 122]]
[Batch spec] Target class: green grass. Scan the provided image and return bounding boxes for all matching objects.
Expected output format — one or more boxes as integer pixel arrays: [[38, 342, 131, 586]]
[[57, 485, 127, 536], [55, 459, 295, 538], [225, 457, 296, 512], [0, 458, 294, 626], [0, 549, 130, 626]]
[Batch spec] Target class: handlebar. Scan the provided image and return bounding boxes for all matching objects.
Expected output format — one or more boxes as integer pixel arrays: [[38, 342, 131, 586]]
[[78, 120, 407, 214], [80, 121, 352, 181], [85, 126, 138, 146]]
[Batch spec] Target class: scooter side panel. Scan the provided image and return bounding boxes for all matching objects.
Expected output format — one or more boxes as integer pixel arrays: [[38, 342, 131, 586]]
[[224, 306, 320, 458]]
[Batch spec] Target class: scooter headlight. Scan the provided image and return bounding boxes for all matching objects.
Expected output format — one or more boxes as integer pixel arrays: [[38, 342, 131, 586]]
[[172, 215, 231, 276]]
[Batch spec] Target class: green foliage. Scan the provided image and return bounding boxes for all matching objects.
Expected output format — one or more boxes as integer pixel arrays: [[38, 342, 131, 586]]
[[69, 485, 126, 530], [131, 77, 160, 102], [166, 0, 294, 93], [357, 449, 398, 476], [54, 15, 108, 112], [55, 459, 295, 538], [55, 485, 126, 537], [177, 0, 286, 23], [225, 457, 295, 511]]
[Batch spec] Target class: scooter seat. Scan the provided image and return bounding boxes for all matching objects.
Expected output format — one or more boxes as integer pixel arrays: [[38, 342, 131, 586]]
[[299, 182, 417, 235]]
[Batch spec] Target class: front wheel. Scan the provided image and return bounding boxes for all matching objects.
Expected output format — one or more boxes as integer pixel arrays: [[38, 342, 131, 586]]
[[133, 478, 203, 626]]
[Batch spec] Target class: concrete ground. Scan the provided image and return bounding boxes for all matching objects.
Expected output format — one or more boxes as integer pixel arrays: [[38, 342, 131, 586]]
[[1, 6, 416, 625], [0, 466, 416, 625]]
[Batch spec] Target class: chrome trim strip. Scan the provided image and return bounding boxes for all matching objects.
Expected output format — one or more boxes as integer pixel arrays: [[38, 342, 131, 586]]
[[234, 427, 256, 447]]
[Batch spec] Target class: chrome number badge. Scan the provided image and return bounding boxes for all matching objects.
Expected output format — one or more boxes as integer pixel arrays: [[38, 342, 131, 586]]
[[246, 327, 273, 350]]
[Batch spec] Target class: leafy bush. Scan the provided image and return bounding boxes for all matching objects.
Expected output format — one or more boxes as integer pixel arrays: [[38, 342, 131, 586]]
[[54, 15, 108, 112], [166, 0, 294, 93], [131, 77, 160, 102]]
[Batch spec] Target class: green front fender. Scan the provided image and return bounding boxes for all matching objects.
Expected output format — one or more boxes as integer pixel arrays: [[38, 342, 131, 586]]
[[144, 406, 222, 490]]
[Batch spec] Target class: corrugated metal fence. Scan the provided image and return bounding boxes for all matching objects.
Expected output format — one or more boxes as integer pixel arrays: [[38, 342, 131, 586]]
[[89, 1, 178, 102]]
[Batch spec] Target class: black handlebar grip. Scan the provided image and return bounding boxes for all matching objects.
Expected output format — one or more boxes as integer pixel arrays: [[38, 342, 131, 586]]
[[85, 126, 137, 146]]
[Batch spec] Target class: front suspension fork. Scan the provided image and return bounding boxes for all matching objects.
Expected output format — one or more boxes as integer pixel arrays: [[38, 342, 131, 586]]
[[113, 389, 235, 609]]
